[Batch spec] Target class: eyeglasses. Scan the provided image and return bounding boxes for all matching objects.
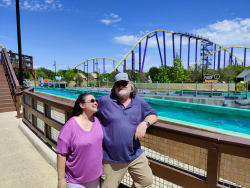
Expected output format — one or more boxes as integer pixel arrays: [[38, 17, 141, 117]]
[[84, 99, 98, 104], [115, 82, 128, 87]]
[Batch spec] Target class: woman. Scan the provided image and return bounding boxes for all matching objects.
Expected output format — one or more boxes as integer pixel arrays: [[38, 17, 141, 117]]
[[57, 93, 103, 188]]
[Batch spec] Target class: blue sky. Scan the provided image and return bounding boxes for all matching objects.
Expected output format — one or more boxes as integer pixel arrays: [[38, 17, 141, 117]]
[[1, 0, 250, 73]]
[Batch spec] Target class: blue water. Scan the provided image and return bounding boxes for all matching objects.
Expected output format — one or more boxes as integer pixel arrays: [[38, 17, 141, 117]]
[[34, 87, 250, 138]]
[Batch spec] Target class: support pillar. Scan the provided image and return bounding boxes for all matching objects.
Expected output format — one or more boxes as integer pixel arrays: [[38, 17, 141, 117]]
[[124, 59, 126, 73], [244, 48, 246, 67], [180, 35, 182, 60], [224, 50, 226, 68], [139, 42, 141, 73], [172, 34, 175, 60], [163, 32, 166, 67], [218, 47, 221, 69], [93, 59, 95, 72], [155, 32, 163, 66], [214, 45, 216, 71], [141, 36, 149, 73], [188, 37, 190, 68], [132, 51, 134, 76]]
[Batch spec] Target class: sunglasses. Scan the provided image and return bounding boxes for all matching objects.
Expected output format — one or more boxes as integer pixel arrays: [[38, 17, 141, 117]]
[[115, 82, 128, 87], [84, 99, 98, 104]]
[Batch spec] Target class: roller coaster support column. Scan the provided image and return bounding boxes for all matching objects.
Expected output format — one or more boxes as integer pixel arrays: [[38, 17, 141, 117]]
[[180, 35, 182, 60], [224, 50, 226, 68], [172, 34, 175, 60], [163, 32, 166, 68], [155, 32, 163, 66], [132, 51, 134, 76], [139, 42, 141, 73], [84, 62, 85, 72], [231, 48, 234, 64], [141, 36, 149, 73], [218, 47, 221, 69], [213, 45, 216, 71], [188, 37, 190, 68], [103, 58, 105, 74], [244, 48, 246, 67], [124, 59, 126, 73], [195, 39, 198, 82], [93, 59, 95, 72]]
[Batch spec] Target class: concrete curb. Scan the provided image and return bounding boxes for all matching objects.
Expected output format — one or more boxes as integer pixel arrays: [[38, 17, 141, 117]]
[[18, 120, 57, 171]]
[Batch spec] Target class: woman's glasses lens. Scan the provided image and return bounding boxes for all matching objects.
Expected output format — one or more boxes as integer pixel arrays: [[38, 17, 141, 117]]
[[115, 82, 128, 87], [84, 99, 98, 103]]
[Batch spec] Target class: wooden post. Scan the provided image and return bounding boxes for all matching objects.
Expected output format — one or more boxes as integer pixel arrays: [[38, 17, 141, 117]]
[[206, 149, 220, 186]]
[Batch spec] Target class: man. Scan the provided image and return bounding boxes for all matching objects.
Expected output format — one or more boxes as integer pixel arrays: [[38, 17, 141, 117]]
[[96, 73, 158, 188]]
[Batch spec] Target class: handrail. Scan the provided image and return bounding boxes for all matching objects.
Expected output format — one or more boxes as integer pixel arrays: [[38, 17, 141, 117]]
[[21, 88, 250, 188]]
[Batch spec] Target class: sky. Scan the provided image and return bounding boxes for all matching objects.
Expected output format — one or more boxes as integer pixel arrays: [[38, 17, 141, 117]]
[[0, 0, 250, 74]]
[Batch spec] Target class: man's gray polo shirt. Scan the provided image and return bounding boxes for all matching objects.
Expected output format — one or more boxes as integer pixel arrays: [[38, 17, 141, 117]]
[[96, 94, 157, 163]]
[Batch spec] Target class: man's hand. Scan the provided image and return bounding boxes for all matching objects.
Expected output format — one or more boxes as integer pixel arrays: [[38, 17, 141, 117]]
[[134, 122, 148, 140]]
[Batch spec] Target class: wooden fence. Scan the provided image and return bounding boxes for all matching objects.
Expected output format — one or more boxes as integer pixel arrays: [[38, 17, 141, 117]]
[[21, 87, 250, 188]]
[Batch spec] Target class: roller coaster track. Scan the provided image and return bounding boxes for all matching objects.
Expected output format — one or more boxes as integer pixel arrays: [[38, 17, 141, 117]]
[[0, 44, 3, 49], [109, 29, 248, 73], [188, 46, 250, 69], [72, 57, 136, 72]]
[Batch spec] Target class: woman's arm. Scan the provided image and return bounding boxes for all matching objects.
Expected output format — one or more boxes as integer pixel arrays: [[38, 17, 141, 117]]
[[57, 153, 67, 188]]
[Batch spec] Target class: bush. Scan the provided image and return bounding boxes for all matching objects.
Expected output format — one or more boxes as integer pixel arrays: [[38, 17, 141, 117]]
[[236, 82, 247, 91], [75, 75, 83, 86]]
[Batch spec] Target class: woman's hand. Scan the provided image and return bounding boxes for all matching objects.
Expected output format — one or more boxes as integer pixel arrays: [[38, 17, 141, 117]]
[[58, 178, 67, 188]]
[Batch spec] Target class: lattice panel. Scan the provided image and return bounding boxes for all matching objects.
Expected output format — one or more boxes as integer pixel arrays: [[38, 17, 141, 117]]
[[33, 99, 44, 114], [141, 134, 207, 178], [24, 108, 31, 123], [24, 95, 31, 106], [33, 116, 44, 133], [219, 153, 250, 188]]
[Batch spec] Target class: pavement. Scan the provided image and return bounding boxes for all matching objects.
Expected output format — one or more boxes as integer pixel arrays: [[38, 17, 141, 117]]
[[0, 111, 58, 188]]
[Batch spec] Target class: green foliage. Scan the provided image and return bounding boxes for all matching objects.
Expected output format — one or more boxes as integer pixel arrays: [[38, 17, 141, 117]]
[[168, 53, 188, 82], [236, 82, 247, 91], [36, 67, 55, 80], [75, 75, 83, 85], [148, 66, 169, 83]]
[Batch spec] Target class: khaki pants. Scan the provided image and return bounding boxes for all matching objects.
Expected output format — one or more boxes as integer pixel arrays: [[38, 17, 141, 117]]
[[101, 153, 153, 188]]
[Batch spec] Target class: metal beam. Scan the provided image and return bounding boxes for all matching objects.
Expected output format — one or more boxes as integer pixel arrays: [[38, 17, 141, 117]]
[[141, 36, 149, 73], [155, 32, 163, 66]]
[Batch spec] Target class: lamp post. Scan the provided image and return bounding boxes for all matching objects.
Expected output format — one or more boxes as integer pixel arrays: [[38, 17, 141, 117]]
[[16, 0, 23, 85], [53, 60, 56, 76]]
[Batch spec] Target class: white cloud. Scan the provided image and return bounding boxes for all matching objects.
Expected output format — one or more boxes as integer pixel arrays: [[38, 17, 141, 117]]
[[34, 65, 41, 69], [20, 0, 63, 11], [45, 0, 53, 3], [3, 0, 11, 6], [110, 13, 118, 18], [99, 13, 121, 25], [192, 18, 250, 46], [0, 35, 14, 40], [0, 4, 2, 6]]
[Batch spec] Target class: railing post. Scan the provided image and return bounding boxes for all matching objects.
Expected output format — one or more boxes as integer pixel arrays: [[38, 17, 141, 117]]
[[157, 81, 158, 95], [65, 82, 66, 89], [135, 81, 136, 87], [145, 81, 146, 91], [211, 83, 213, 98], [59, 80, 60, 88], [206, 150, 220, 187], [168, 81, 170, 95], [196, 81, 198, 97], [181, 81, 183, 96], [71, 81, 72, 88], [77, 81, 79, 88], [228, 81, 230, 98], [99, 81, 100, 91], [107, 79, 108, 89], [91, 81, 93, 89]]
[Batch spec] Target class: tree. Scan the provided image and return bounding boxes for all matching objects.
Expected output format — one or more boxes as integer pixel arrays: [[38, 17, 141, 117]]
[[168, 53, 188, 82]]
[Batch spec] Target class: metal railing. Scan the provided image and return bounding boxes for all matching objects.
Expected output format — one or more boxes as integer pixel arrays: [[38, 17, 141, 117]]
[[22, 87, 250, 188]]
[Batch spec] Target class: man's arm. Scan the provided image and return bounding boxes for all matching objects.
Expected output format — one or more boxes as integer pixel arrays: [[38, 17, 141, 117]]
[[134, 114, 158, 140]]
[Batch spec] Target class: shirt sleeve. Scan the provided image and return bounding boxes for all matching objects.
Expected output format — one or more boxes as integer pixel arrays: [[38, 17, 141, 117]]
[[56, 119, 73, 154], [141, 97, 158, 119]]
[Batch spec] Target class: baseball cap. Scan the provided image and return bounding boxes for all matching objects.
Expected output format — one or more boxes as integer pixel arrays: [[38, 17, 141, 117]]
[[115, 73, 131, 83]]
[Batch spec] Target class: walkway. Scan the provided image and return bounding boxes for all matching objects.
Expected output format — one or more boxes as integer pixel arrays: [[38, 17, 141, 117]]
[[0, 111, 57, 188]]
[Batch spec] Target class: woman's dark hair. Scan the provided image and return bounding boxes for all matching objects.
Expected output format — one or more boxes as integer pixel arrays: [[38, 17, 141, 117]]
[[71, 93, 93, 117]]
